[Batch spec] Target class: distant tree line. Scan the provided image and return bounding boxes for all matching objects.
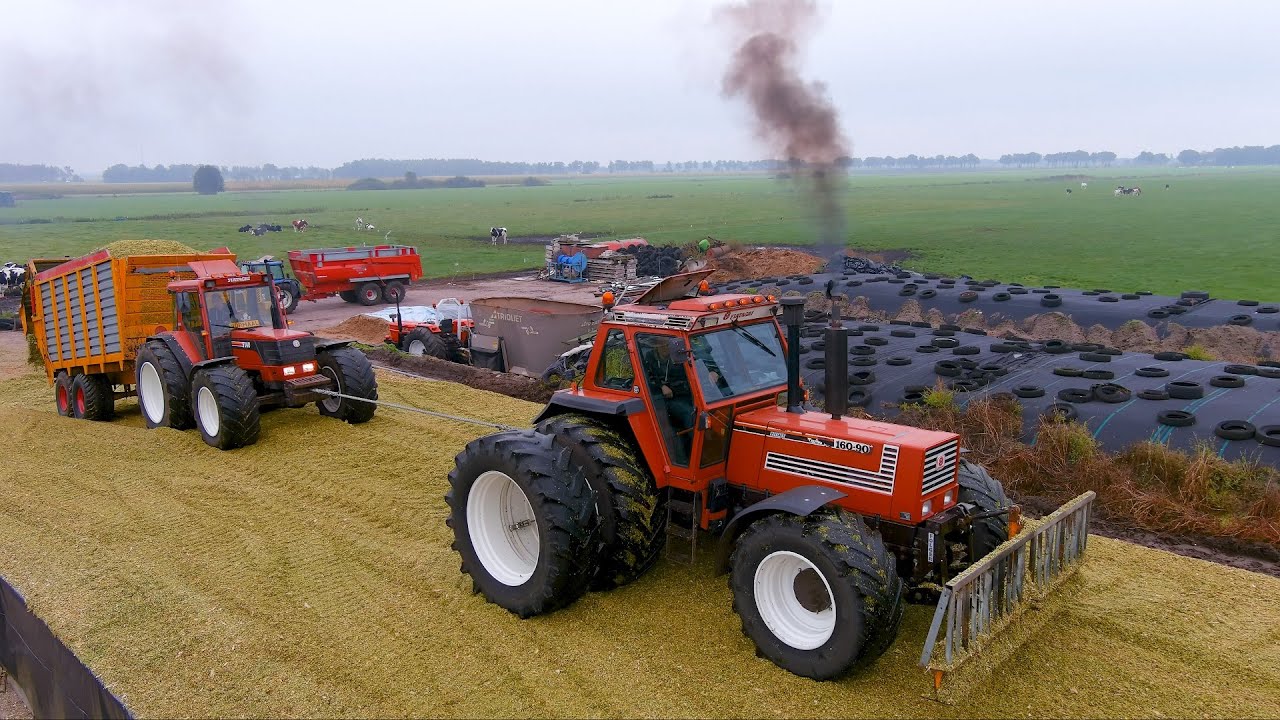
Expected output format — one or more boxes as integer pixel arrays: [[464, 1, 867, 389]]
[[346, 172, 486, 191], [0, 163, 82, 183], [102, 163, 332, 183], [998, 151, 1118, 168], [1174, 145, 1280, 166], [333, 158, 603, 178]]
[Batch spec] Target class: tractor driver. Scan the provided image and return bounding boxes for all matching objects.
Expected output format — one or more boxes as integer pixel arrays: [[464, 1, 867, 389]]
[[639, 335, 695, 464]]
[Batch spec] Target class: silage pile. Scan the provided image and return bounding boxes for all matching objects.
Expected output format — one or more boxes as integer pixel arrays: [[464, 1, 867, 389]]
[[319, 315, 394, 346], [0, 358, 1277, 717], [95, 239, 197, 257]]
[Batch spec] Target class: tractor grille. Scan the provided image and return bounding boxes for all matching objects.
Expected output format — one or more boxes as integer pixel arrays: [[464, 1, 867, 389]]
[[921, 440, 960, 495], [255, 337, 315, 365], [764, 450, 895, 495]]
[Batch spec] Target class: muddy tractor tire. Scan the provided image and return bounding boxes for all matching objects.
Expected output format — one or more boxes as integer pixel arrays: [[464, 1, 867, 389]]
[[54, 371, 72, 416], [71, 373, 114, 421], [957, 459, 1012, 560], [381, 281, 406, 305], [316, 346, 377, 423], [338, 290, 359, 304], [135, 340, 194, 430], [729, 510, 904, 680], [536, 413, 666, 590], [446, 430, 599, 617], [401, 328, 449, 359], [191, 364, 261, 450], [356, 282, 382, 306]]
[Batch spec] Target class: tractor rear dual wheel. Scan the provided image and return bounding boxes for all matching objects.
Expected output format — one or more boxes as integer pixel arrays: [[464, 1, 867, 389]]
[[536, 413, 666, 590], [191, 365, 261, 450], [316, 346, 377, 423], [136, 340, 194, 430], [446, 430, 600, 617], [729, 510, 904, 680]]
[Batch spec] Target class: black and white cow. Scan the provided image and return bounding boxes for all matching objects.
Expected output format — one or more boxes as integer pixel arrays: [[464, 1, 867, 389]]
[[490, 227, 508, 245]]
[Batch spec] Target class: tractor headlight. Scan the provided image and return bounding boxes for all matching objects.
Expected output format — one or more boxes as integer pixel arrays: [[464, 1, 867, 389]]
[[921, 500, 933, 517], [302, 362, 315, 373], [944, 491, 953, 506], [283, 365, 297, 376]]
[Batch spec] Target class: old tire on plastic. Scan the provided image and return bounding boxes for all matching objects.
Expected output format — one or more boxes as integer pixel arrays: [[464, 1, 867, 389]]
[[402, 328, 449, 359], [382, 281, 407, 304], [54, 371, 73, 417], [135, 340, 194, 430], [316, 346, 378, 424], [445, 430, 600, 617], [72, 373, 114, 421], [537, 413, 667, 590], [729, 510, 904, 680], [956, 460, 1011, 560], [357, 282, 382, 306], [191, 364, 261, 450]]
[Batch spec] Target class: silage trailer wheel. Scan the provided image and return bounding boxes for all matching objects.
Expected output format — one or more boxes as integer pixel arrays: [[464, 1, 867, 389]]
[[54, 371, 72, 417], [135, 340, 194, 430], [446, 430, 600, 617], [536, 413, 667, 590], [955, 459, 1012, 561], [316, 346, 378, 424], [728, 509, 904, 680], [71, 373, 114, 421], [191, 364, 261, 450], [401, 328, 450, 359]]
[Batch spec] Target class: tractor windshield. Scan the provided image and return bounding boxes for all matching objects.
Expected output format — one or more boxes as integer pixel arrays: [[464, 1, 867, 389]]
[[690, 320, 787, 403], [204, 285, 283, 332]]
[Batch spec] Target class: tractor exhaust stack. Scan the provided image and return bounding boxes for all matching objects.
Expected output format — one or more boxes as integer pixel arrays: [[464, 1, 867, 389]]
[[780, 297, 805, 413], [823, 324, 849, 419]]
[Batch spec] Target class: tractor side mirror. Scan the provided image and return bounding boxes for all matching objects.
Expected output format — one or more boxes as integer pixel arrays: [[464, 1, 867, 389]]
[[175, 293, 191, 314], [668, 337, 690, 363]]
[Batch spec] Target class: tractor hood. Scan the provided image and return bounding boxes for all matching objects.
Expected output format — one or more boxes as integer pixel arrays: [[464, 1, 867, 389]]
[[229, 328, 317, 366], [734, 405, 958, 455]]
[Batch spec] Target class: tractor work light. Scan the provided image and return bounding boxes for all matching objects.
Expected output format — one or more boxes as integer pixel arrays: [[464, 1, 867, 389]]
[[302, 362, 315, 373], [283, 365, 297, 376], [921, 500, 933, 518]]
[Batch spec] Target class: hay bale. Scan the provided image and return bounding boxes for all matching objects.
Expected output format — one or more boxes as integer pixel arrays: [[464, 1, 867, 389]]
[[94, 239, 197, 257]]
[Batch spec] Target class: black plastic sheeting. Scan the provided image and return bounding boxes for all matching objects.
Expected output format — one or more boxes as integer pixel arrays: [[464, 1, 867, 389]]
[[717, 271, 1280, 334], [786, 322, 1280, 466], [0, 577, 131, 719]]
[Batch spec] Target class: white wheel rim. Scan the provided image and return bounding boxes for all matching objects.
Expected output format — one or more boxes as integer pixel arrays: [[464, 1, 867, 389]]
[[467, 470, 539, 586], [139, 361, 165, 423], [319, 364, 342, 412], [197, 386, 220, 436], [754, 550, 836, 650], [408, 339, 426, 356]]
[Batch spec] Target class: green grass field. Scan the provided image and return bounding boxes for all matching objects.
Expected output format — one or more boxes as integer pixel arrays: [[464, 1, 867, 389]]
[[2, 168, 1277, 298]]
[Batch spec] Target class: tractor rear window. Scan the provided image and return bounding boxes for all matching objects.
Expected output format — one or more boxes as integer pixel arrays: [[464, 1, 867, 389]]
[[690, 321, 786, 403]]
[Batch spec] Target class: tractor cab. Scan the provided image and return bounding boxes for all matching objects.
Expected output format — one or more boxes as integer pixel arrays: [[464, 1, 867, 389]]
[[166, 259, 319, 384], [238, 256, 289, 283]]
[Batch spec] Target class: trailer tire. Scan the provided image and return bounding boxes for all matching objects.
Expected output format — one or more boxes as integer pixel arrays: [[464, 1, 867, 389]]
[[402, 328, 449, 359], [72, 374, 114, 421], [729, 510, 903, 680], [536, 413, 666, 590], [136, 340, 194, 430], [316, 346, 378, 424], [339, 290, 359, 303], [446, 430, 599, 617], [356, 282, 382, 306], [191, 365, 260, 450], [382, 281, 407, 304], [956, 460, 1012, 561], [54, 371, 72, 417]]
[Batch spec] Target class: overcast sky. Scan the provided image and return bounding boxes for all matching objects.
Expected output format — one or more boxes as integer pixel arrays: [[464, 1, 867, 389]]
[[2, 0, 1277, 173]]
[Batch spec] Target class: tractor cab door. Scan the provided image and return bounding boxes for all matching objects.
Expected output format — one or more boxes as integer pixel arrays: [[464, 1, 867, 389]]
[[635, 332, 699, 470], [173, 291, 210, 360]]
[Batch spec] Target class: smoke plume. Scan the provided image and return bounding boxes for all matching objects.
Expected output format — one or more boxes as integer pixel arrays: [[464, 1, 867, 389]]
[[718, 0, 849, 259]]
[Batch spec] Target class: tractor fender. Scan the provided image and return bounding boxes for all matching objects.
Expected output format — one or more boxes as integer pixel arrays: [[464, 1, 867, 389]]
[[189, 356, 237, 378], [146, 334, 194, 379], [313, 339, 352, 353], [712, 485, 848, 574], [532, 393, 645, 424]]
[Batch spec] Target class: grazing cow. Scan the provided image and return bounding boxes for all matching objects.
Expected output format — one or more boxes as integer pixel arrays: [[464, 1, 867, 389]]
[[490, 226, 508, 245], [237, 224, 253, 233], [1066, 188, 1072, 194], [1165, 184, 1170, 190], [355, 216, 375, 231], [1080, 182, 1088, 189], [292, 219, 309, 232], [1114, 185, 1142, 197]]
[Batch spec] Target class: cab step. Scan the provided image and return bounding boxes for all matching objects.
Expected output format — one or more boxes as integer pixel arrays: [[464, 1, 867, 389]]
[[665, 489, 701, 565]]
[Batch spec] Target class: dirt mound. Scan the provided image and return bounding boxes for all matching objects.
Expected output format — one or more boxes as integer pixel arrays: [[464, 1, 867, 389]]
[[318, 315, 391, 345], [1110, 320, 1162, 353], [362, 346, 552, 404], [707, 247, 825, 283], [94, 239, 196, 256], [1159, 323, 1280, 364], [1025, 312, 1087, 343]]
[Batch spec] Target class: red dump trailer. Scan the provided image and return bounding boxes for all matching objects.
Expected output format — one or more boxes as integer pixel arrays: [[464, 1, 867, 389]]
[[286, 244, 422, 306]]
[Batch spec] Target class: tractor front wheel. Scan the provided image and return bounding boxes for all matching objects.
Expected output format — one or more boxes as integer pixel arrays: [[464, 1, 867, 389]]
[[536, 413, 666, 590], [316, 346, 377, 423], [191, 365, 260, 450], [135, 340, 194, 429], [956, 459, 1012, 560], [72, 373, 114, 420], [729, 510, 904, 680], [54, 371, 72, 416], [277, 284, 300, 314], [402, 328, 449, 359], [356, 282, 382, 306], [446, 430, 599, 617]]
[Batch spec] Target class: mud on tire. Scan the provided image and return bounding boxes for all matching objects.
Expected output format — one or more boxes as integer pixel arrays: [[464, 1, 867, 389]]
[[536, 413, 667, 590], [956, 459, 1011, 560], [729, 510, 904, 680], [446, 430, 600, 617], [316, 346, 378, 423]]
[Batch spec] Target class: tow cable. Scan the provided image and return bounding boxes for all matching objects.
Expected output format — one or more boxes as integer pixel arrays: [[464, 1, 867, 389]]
[[311, 388, 517, 431]]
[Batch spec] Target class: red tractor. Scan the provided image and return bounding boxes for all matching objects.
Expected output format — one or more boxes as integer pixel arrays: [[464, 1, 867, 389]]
[[448, 272, 1080, 680]]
